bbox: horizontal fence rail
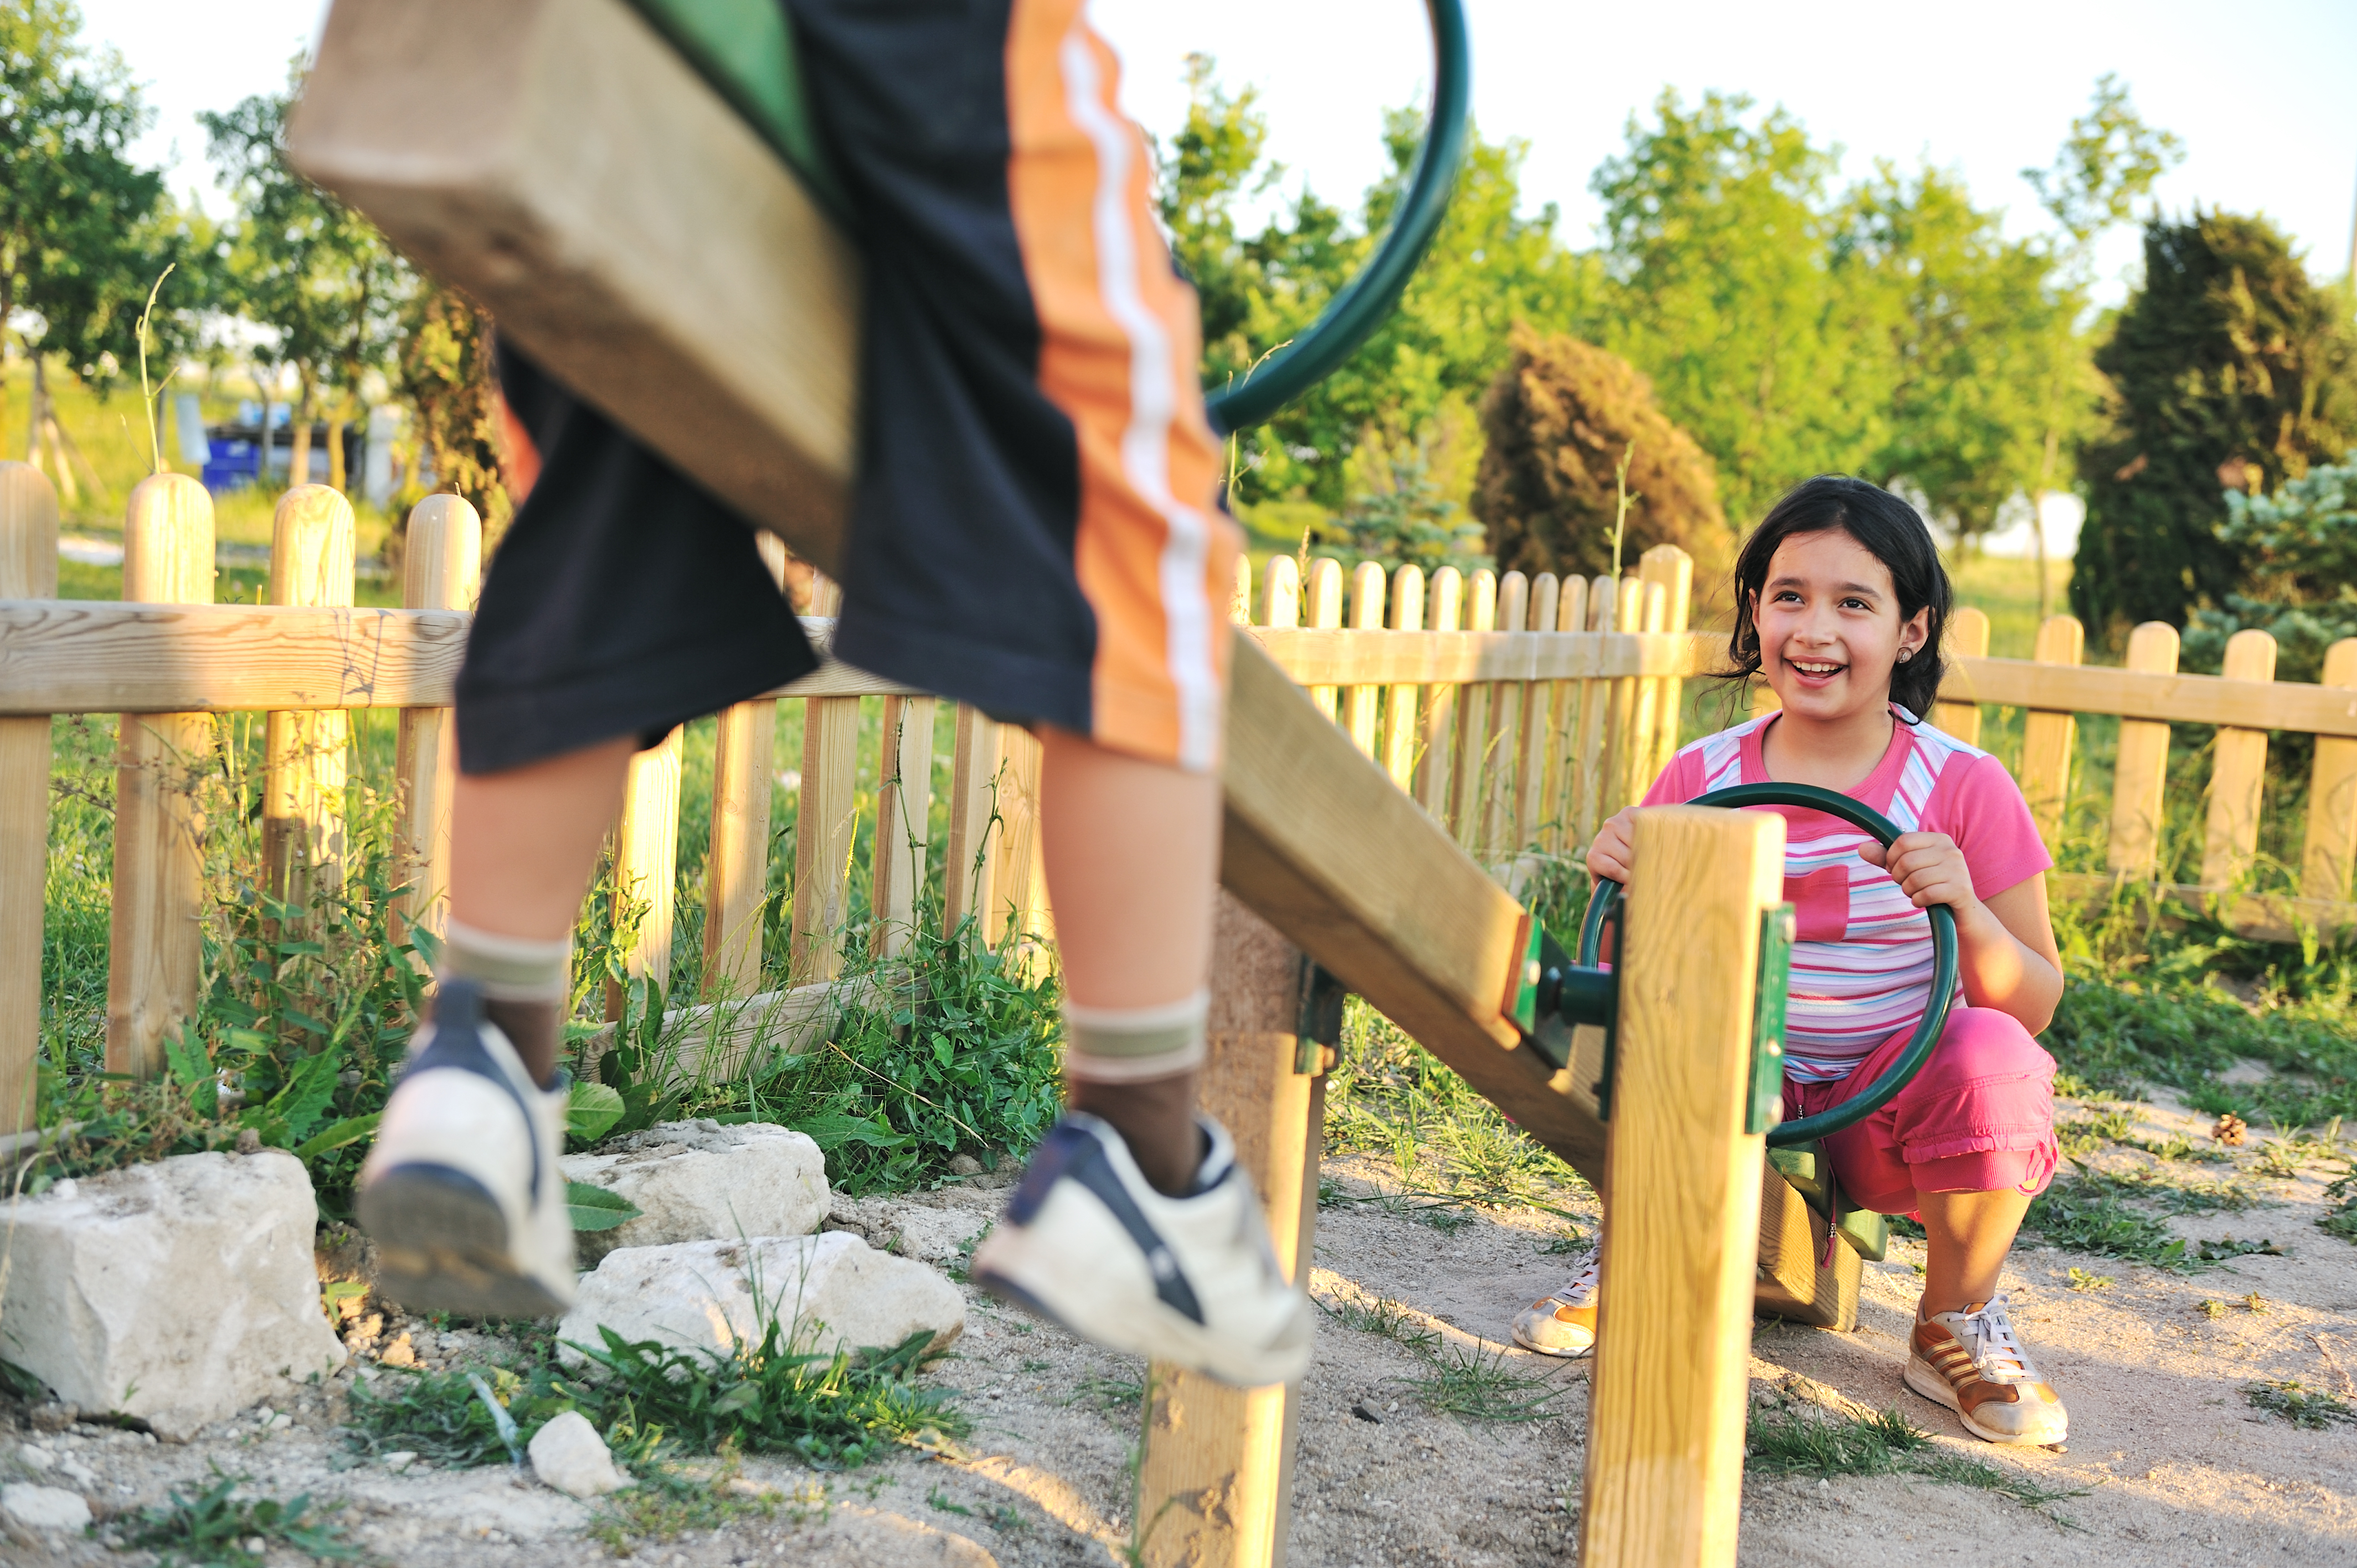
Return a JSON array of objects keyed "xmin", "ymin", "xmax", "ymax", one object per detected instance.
[{"xmin": 7, "ymin": 458, "xmax": 2356, "ymax": 1131}]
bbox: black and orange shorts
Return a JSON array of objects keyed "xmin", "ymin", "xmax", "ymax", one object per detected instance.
[{"xmin": 456, "ymin": 0, "xmax": 1241, "ymax": 777}]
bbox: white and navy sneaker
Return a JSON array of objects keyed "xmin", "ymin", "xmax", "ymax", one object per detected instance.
[
  {"xmin": 357, "ymin": 979, "xmax": 575, "ymax": 1319},
  {"xmin": 970, "ymin": 1113, "xmax": 1313, "ymax": 1388}
]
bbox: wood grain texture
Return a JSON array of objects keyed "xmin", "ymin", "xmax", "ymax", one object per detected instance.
[
  {"xmin": 393, "ymin": 496, "xmax": 480, "ymax": 943},
  {"xmin": 287, "ymin": 0, "xmax": 860, "ymax": 574},
  {"xmin": 2017, "ymin": 616, "xmax": 2085, "ymax": 852},
  {"xmin": 108, "ymin": 474, "xmax": 215, "ymax": 1079},
  {"xmin": 0, "ymin": 463, "xmax": 56, "ymax": 1132},
  {"xmin": 2302, "ymin": 639, "xmax": 2357, "ymax": 906},
  {"xmin": 942, "ymin": 705, "xmax": 999, "ymax": 936},
  {"xmin": 611, "ymin": 727, "xmax": 683, "ymax": 1003},
  {"xmin": 704, "ymin": 534, "xmax": 789, "ymax": 990},
  {"xmin": 1932, "ymin": 649, "xmax": 2357, "ymax": 738},
  {"xmin": 2201, "ymin": 628, "xmax": 2278, "ymax": 890},
  {"xmin": 1381, "ymin": 564, "xmax": 1424, "ymax": 790},
  {"xmin": 1579, "ymin": 806, "xmax": 1783, "ymax": 1568},
  {"xmin": 1218, "ymin": 635, "xmax": 1605, "ymax": 1183},
  {"xmin": 2107, "ymin": 622, "xmax": 2179, "ymax": 879},
  {"xmin": 261, "ymin": 486, "xmax": 355, "ymax": 909},
  {"xmin": 1932, "ymin": 606, "xmax": 1989, "ymax": 743},
  {"xmin": 1138, "ymin": 893, "xmax": 1317, "ymax": 1568},
  {"xmin": 870, "ymin": 694, "xmax": 936, "ymax": 960},
  {"xmin": 1344, "ymin": 561, "xmax": 1385, "ymax": 757}
]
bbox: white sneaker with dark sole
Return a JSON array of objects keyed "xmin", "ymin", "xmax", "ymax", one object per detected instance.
[
  {"xmin": 970, "ymin": 1113, "xmax": 1313, "ymax": 1389},
  {"xmin": 357, "ymin": 980, "xmax": 575, "ymax": 1319}
]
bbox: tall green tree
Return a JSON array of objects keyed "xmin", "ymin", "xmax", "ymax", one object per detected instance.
[
  {"xmin": 203, "ymin": 70, "xmax": 409, "ymax": 492},
  {"xmin": 2071, "ymin": 211, "xmax": 2357, "ymax": 637},
  {"xmin": 1583, "ymin": 91, "xmax": 1875, "ymax": 525},
  {"xmin": 0, "ymin": 0, "xmax": 191, "ymax": 394}
]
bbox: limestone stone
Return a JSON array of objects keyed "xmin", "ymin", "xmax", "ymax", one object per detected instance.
[
  {"xmin": 557, "ymin": 1232, "xmax": 963, "ymax": 1367},
  {"xmin": 1, "ymin": 1482, "xmax": 92, "ymax": 1531},
  {"xmin": 560, "ymin": 1119, "xmax": 828, "ymax": 1263},
  {"xmin": 0, "ymin": 1151, "xmax": 346, "ymax": 1438},
  {"xmin": 527, "ymin": 1410, "xmax": 631, "ymax": 1498}
]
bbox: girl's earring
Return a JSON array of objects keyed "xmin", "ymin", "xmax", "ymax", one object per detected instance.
[{"xmin": 1897, "ymin": 649, "xmax": 1913, "ymax": 663}]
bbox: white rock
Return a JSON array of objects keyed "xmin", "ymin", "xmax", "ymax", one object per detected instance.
[
  {"xmin": 527, "ymin": 1410, "xmax": 631, "ymax": 1498},
  {"xmin": 0, "ymin": 1152, "xmax": 346, "ymax": 1439},
  {"xmin": 1, "ymin": 1482, "xmax": 91, "ymax": 1530},
  {"xmin": 557, "ymin": 1232, "xmax": 963, "ymax": 1368},
  {"xmin": 560, "ymin": 1120, "xmax": 828, "ymax": 1262}
]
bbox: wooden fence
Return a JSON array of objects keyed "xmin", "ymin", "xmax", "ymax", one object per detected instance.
[{"xmin": 7, "ymin": 458, "xmax": 2357, "ymax": 1133}]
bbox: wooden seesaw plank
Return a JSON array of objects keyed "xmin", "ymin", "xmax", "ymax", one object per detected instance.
[{"xmin": 286, "ymin": 0, "xmax": 860, "ymax": 577}]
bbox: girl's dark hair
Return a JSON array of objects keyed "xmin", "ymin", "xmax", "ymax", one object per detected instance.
[{"xmin": 1725, "ymin": 475, "xmax": 1952, "ymax": 721}]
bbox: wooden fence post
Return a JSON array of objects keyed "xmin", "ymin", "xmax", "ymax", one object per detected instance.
[
  {"xmin": 704, "ymin": 533, "xmax": 788, "ymax": 991},
  {"xmin": 2200, "ymin": 628, "xmax": 2277, "ymax": 891},
  {"xmin": 2018, "ymin": 615, "xmax": 2085, "ymax": 854},
  {"xmin": 393, "ymin": 494, "xmax": 481, "ymax": 949},
  {"xmin": 1304, "ymin": 557, "xmax": 1344, "ymax": 721},
  {"xmin": 943, "ymin": 704, "xmax": 999, "ymax": 940},
  {"xmin": 261, "ymin": 485, "xmax": 356, "ymax": 913},
  {"xmin": 1610, "ymin": 579, "xmax": 1665, "ymax": 813},
  {"xmin": 1579, "ymin": 804, "xmax": 1783, "ymax": 1568},
  {"xmin": 611, "ymin": 727, "xmax": 683, "ymax": 1005},
  {"xmin": 989, "ymin": 726, "xmax": 1047, "ymax": 952},
  {"xmin": 1381, "ymin": 564, "xmax": 1424, "ymax": 790},
  {"xmin": 791, "ymin": 574, "xmax": 861, "ymax": 982},
  {"xmin": 1515, "ymin": 571, "xmax": 1559, "ymax": 855},
  {"xmin": 2300, "ymin": 638, "xmax": 2357, "ymax": 906},
  {"xmin": 2107, "ymin": 621, "xmax": 2179, "ymax": 881},
  {"xmin": 1450, "ymin": 568, "xmax": 1497, "ymax": 844},
  {"xmin": 1344, "ymin": 561, "xmax": 1385, "ymax": 757},
  {"xmin": 1933, "ymin": 606, "xmax": 1989, "ymax": 743},
  {"xmin": 1573, "ymin": 574, "xmax": 1617, "ymax": 851},
  {"xmin": 1542, "ymin": 574, "xmax": 1589, "ymax": 853},
  {"xmin": 1136, "ymin": 891, "xmax": 1320, "ymax": 1568},
  {"xmin": 1416, "ymin": 566, "xmax": 1461, "ymax": 821},
  {"xmin": 107, "ymin": 472, "xmax": 215, "ymax": 1079},
  {"xmin": 871, "ymin": 691, "xmax": 936, "ymax": 958},
  {"xmin": 1640, "ymin": 543, "xmax": 1694, "ymax": 783},
  {"xmin": 1479, "ymin": 571, "xmax": 1529, "ymax": 862},
  {"xmin": 0, "ymin": 463, "xmax": 58, "ymax": 1132}
]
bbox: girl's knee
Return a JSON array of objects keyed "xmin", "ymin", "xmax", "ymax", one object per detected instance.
[{"xmin": 1933, "ymin": 1007, "xmax": 2055, "ymax": 1085}]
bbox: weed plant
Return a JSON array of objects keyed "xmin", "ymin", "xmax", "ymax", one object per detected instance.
[
  {"xmin": 116, "ymin": 1467, "xmax": 361, "ymax": 1566},
  {"xmin": 2243, "ymin": 1379, "xmax": 2357, "ymax": 1428},
  {"xmin": 344, "ymin": 1361, "xmax": 583, "ymax": 1468}
]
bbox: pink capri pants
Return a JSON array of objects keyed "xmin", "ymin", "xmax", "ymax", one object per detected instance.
[{"xmin": 1782, "ymin": 1007, "xmax": 2059, "ymax": 1216}]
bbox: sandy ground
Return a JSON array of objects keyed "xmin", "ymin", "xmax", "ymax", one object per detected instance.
[{"xmin": 4, "ymin": 1090, "xmax": 2354, "ymax": 1566}]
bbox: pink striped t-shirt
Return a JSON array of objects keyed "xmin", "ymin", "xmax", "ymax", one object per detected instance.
[{"xmin": 1639, "ymin": 709, "xmax": 2052, "ymax": 1082}]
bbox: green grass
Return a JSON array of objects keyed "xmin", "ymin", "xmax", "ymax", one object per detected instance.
[{"xmin": 1747, "ymin": 1401, "xmax": 2087, "ymax": 1516}]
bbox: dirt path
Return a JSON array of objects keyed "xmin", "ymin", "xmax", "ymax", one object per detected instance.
[{"xmin": 5, "ymin": 1093, "xmax": 2353, "ymax": 1565}]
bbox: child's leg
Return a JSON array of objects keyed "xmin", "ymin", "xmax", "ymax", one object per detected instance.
[
  {"xmin": 1038, "ymin": 726, "xmax": 1222, "ymax": 1195},
  {"xmin": 1919, "ymin": 1186, "xmax": 2035, "ymax": 1317},
  {"xmin": 440, "ymin": 737, "xmax": 636, "ymax": 1085}
]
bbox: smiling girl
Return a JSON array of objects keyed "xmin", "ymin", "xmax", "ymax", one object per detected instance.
[{"xmin": 1511, "ymin": 475, "xmax": 2071, "ymax": 1447}]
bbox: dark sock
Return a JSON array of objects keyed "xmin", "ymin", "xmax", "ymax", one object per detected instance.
[
  {"xmin": 483, "ymin": 997, "xmax": 561, "ymax": 1090},
  {"xmin": 1068, "ymin": 1069, "xmax": 1202, "ymax": 1196}
]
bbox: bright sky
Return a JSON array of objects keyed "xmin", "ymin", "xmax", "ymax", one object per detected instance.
[{"xmin": 80, "ymin": 0, "xmax": 2357, "ymax": 311}]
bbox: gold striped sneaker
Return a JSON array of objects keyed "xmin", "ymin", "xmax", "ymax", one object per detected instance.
[
  {"xmin": 1905, "ymin": 1294, "xmax": 2069, "ymax": 1445},
  {"xmin": 1510, "ymin": 1249, "xmax": 1601, "ymax": 1358}
]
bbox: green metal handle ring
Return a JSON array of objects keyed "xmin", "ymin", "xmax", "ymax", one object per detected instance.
[
  {"xmin": 1577, "ymin": 782, "xmax": 1960, "ymax": 1148},
  {"xmin": 1202, "ymin": 0, "xmax": 1471, "ymax": 434}
]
